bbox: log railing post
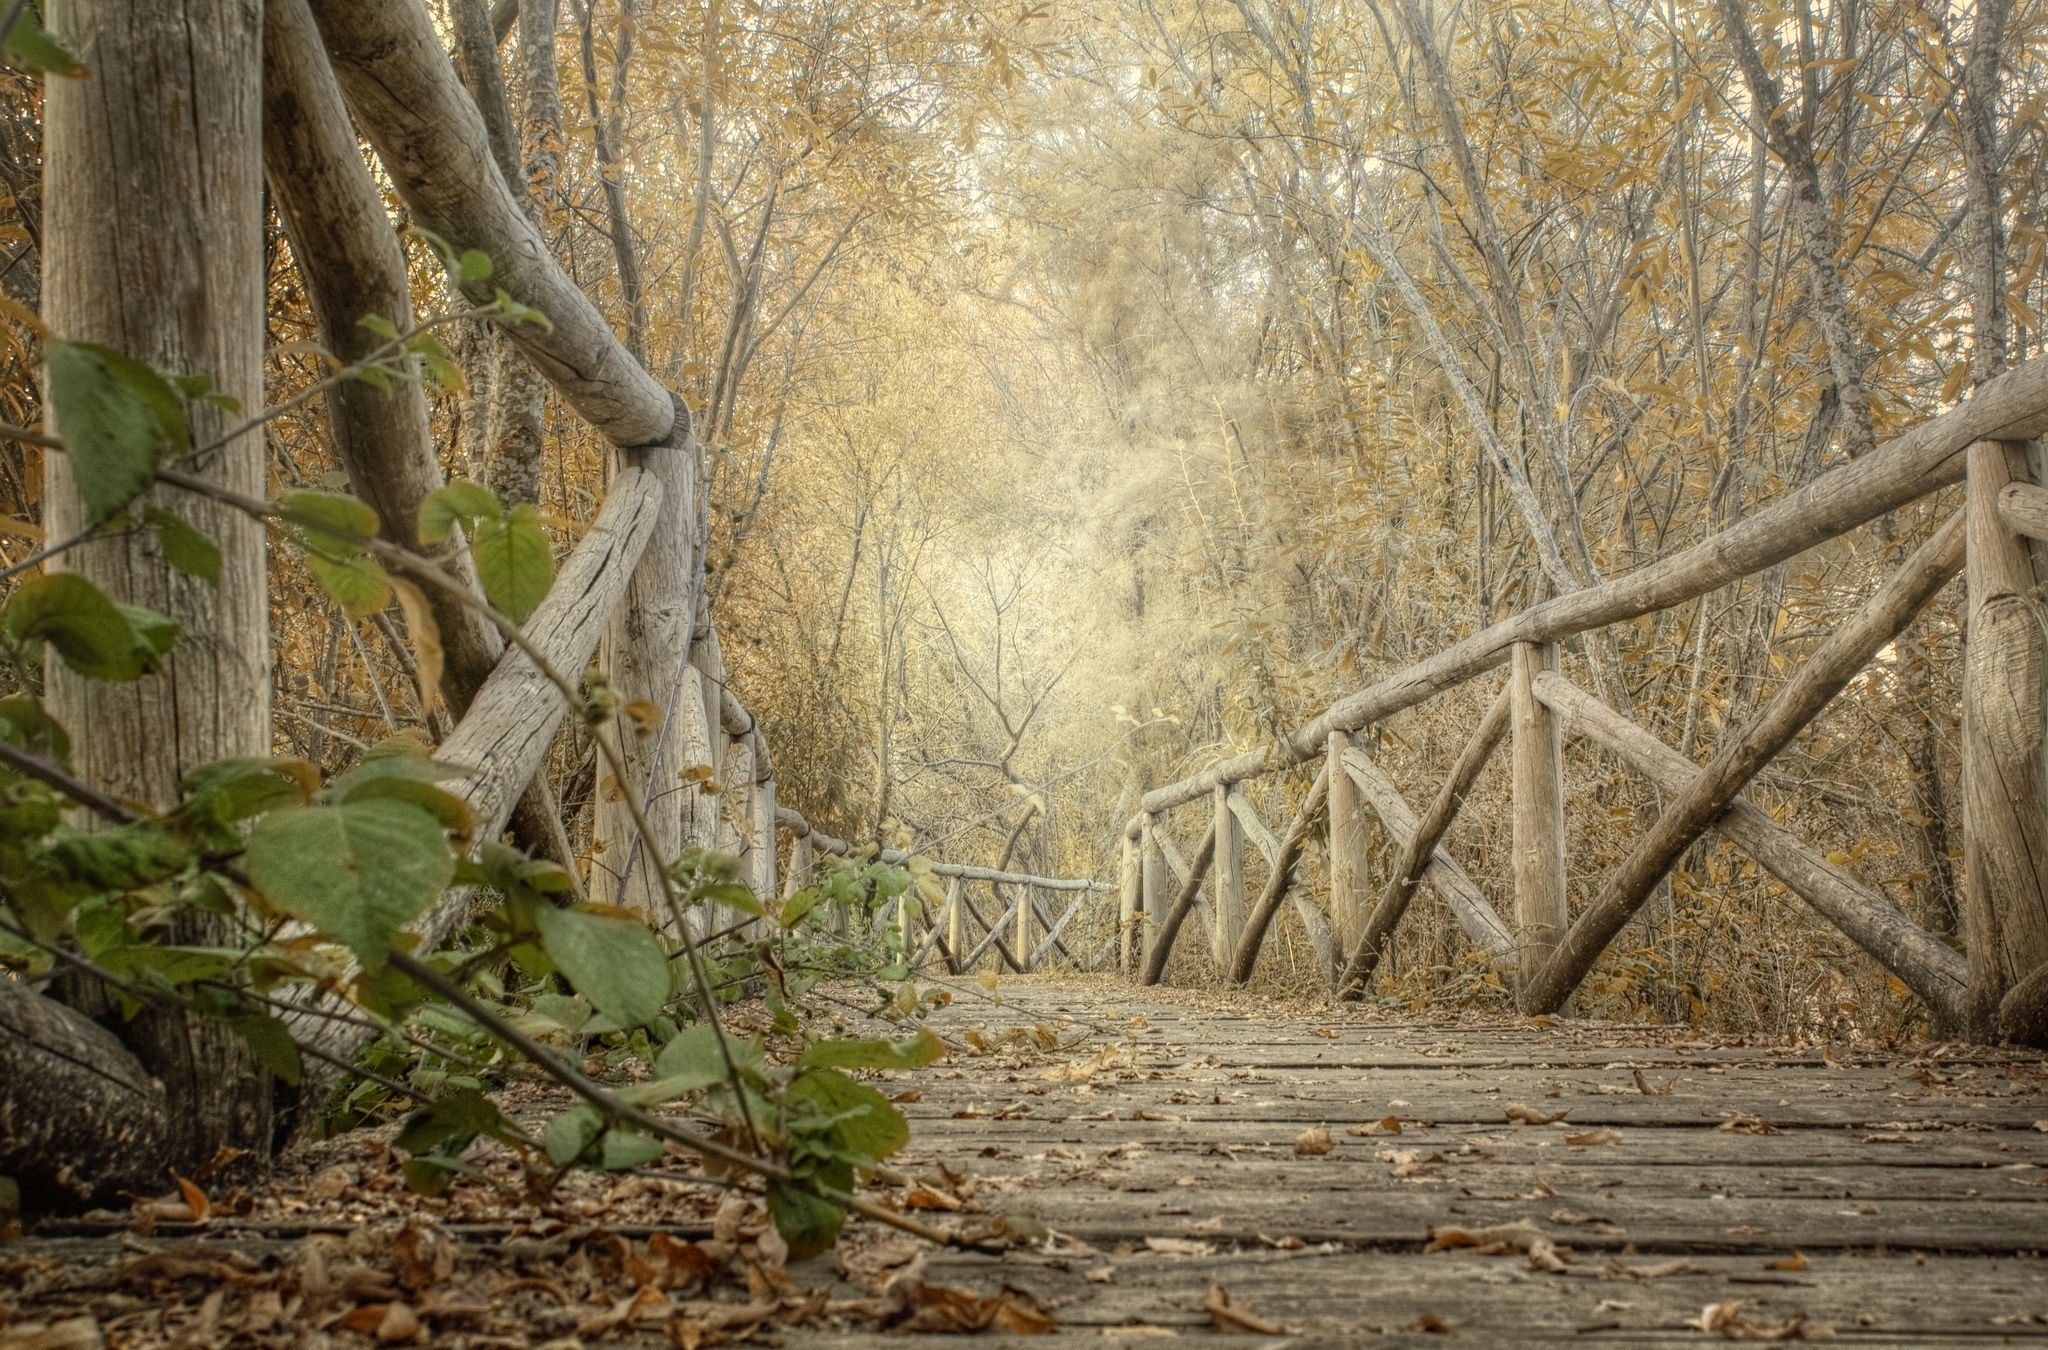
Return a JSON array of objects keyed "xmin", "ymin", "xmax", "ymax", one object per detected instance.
[
  {"xmin": 1213, "ymin": 786, "xmax": 1246, "ymax": 969},
  {"xmin": 1327, "ymin": 732, "xmax": 1369, "ymax": 962},
  {"xmin": 1966, "ymin": 440, "xmax": 2048, "ymax": 1037},
  {"xmin": 945, "ymin": 878, "xmax": 965, "ymax": 974},
  {"xmin": 1009, "ymin": 883, "xmax": 1031, "ymax": 972},
  {"xmin": 784, "ymin": 830, "xmax": 811, "ymax": 899},
  {"xmin": 1141, "ymin": 814, "xmax": 1168, "ymax": 973},
  {"xmin": 746, "ymin": 733, "xmax": 776, "ymax": 900},
  {"xmin": 1118, "ymin": 831, "xmax": 1141, "ymax": 974},
  {"xmin": 1510, "ymin": 641, "xmax": 1568, "ymax": 996}
]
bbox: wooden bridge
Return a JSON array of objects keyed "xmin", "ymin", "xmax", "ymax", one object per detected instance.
[
  {"xmin": 313, "ymin": 0, "xmax": 2048, "ymax": 1315},
  {"xmin": 16, "ymin": 2, "xmax": 2048, "ymax": 1340}
]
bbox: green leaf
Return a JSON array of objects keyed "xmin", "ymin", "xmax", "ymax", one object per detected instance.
[
  {"xmin": 306, "ymin": 553, "xmax": 392, "ymax": 618},
  {"xmin": 143, "ymin": 508, "xmax": 221, "ymax": 585},
  {"xmin": 652, "ymin": 1023, "xmax": 729, "ymax": 1091},
  {"xmin": 778, "ymin": 887, "xmax": 826, "ymax": 929},
  {"xmin": 242, "ymin": 800, "xmax": 454, "ymax": 964},
  {"xmin": 282, "ymin": 489, "xmax": 380, "ymax": 556},
  {"xmin": 472, "ymin": 504, "xmax": 553, "ymax": 623},
  {"xmin": 796, "ymin": 1028, "xmax": 945, "ymax": 1073},
  {"xmin": 417, "ymin": 480, "xmax": 501, "ymax": 545},
  {"xmin": 767, "ymin": 1181, "xmax": 845, "ymax": 1261},
  {"xmin": 531, "ymin": 902, "xmax": 668, "ymax": 1029},
  {"xmin": 117, "ymin": 603, "xmax": 179, "ymax": 665},
  {"xmin": 456, "ymin": 250, "xmax": 494, "ymax": 282},
  {"xmin": 46, "ymin": 343, "xmax": 186, "ymax": 522},
  {"xmin": 326, "ymin": 753, "xmax": 475, "ymax": 840},
  {"xmin": 43, "ymin": 820, "xmax": 191, "ymax": 890},
  {"xmin": 356, "ymin": 313, "xmax": 401, "ymax": 342},
  {"xmin": 0, "ymin": 693, "xmax": 71, "ymax": 768},
  {"xmin": 788, "ymin": 1067, "xmax": 908, "ymax": 1165},
  {"xmin": 543, "ymin": 1102, "xmax": 602, "ymax": 1166},
  {"xmin": 3, "ymin": 5, "xmax": 84, "ymax": 77},
  {"xmin": 396, "ymin": 1089, "xmax": 508, "ymax": 1154},
  {"xmin": 492, "ymin": 289, "xmax": 554, "ymax": 331},
  {"xmin": 402, "ymin": 1154, "xmax": 478, "ymax": 1196},
  {"xmin": 527, "ymin": 991, "xmax": 592, "ymax": 1034},
  {"xmin": 179, "ymin": 757, "xmax": 317, "ymax": 829},
  {"xmin": 3, "ymin": 574, "xmax": 178, "ymax": 682},
  {"xmin": 233, "ymin": 1013, "xmax": 304, "ymax": 1086},
  {"xmin": 600, "ymin": 1130, "xmax": 664, "ymax": 1170}
]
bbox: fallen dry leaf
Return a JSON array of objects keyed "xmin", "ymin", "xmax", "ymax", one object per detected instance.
[
  {"xmin": 1633, "ymin": 1069, "xmax": 1675, "ymax": 1095},
  {"xmin": 1203, "ymin": 1283, "xmax": 1286, "ymax": 1335},
  {"xmin": 1294, "ymin": 1124, "xmax": 1334, "ymax": 1156},
  {"xmin": 1505, "ymin": 1102, "xmax": 1568, "ymax": 1125},
  {"xmin": 1411, "ymin": 1311, "xmax": 1452, "ymax": 1333},
  {"xmin": 1687, "ymin": 1299, "xmax": 1832, "ymax": 1340},
  {"xmin": 0, "ymin": 1318, "xmax": 104, "ymax": 1350},
  {"xmin": 1718, "ymin": 1113, "xmax": 1780, "ymax": 1135},
  {"xmin": 1603, "ymin": 1257, "xmax": 1703, "ymax": 1280},
  {"xmin": 1766, "ymin": 1252, "xmax": 1809, "ymax": 1272},
  {"xmin": 1143, "ymin": 1236, "xmax": 1217, "ymax": 1257},
  {"xmin": 1563, "ymin": 1127, "xmax": 1624, "ymax": 1147},
  {"xmin": 1425, "ymin": 1219, "xmax": 1545, "ymax": 1254}
]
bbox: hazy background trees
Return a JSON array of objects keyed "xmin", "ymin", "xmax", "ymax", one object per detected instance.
[{"xmin": 2, "ymin": 0, "xmax": 2034, "ymax": 1035}]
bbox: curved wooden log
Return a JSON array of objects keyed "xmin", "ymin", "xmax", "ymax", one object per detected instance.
[
  {"xmin": 1523, "ymin": 513, "xmax": 1965, "ymax": 1014},
  {"xmin": 1226, "ymin": 766, "xmax": 1330, "ymax": 985},
  {"xmin": 0, "ymin": 975, "xmax": 171, "ymax": 1211},
  {"xmin": 264, "ymin": 0, "xmax": 577, "ymax": 875},
  {"xmin": 290, "ymin": 471, "xmax": 664, "ymax": 1064},
  {"xmin": 1338, "ymin": 687, "xmax": 1512, "ymax": 997},
  {"xmin": 1532, "ymin": 672, "xmax": 1969, "ymax": 1025},
  {"xmin": 1139, "ymin": 358, "xmax": 2048, "ymax": 818},
  {"xmin": 307, "ymin": 0, "xmax": 678, "ymax": 448},
  {"xmin": 1141, "ymin": 825, "xmax": 1217, "ymax": 986}
]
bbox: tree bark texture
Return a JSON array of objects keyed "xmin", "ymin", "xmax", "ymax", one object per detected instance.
[{"xmin": 41, "ymin": 0, "xmax": 273, "ymax": 1179}]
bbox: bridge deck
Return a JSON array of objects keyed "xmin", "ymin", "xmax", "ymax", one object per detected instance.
[{"xmin": 815, "ymin": 975, "xmax": 2048, "ymax": 1346}]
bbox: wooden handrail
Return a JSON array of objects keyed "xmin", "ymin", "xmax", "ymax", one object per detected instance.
[
  {"xmin": 1532, "ymin": 672, "xmax": 1968, "ymax": 1022},
  {"xmin": 308, "ymin": 0, "xmax": 679, "ymax": 449},
  {"xmin": 1522, "ymin": 513, "xmax": 1966, "ymax": 1013},
  {"xmin": 1133, "ymin": 358, "xmax": 2048, "ymax": 822},
  {"xmin": 1337, "ymin": 686, "xmax": 1512, "ymax": 996}
]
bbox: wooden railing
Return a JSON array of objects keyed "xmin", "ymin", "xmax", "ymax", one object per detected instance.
[
  {"xmin": 280, "ymin": 1, "xmax": 1108, "ymax": 988},
  {"xmin": 1117, "ymin": 358, "xmax": 2048, "ymax": 1044}
]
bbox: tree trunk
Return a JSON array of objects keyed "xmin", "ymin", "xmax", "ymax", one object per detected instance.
[{"xmin": 36, "ymin": 0, "xmax": 272, "ymax": 1185}]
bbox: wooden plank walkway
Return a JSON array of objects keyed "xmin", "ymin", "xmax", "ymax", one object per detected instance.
[{"xmin": 807, "ymin": 974, "xmax": 2048, "ymax": 1346}]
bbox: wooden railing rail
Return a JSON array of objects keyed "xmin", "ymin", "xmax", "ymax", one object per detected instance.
[{"xmin": 1118, "ymin": 360, "xmax": 2048, "ymax": 1044}]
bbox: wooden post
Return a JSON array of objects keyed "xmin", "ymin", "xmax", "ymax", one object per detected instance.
[
  {"xmin": 1014, "ymin": 883, "xmax": 1035, "ymax": 972},
  {"xmin": 1510, "ymin": 641, "xmax": 1568, "ymax": 994},
  {"xmin": 1141, "ymin": 814, "xmax": 1168, "ymax": 973},
  {"xmin": 1966, "ymin": 440, "xmax": 2048, "ymax": 1037},
  {"xmin": 747, "ymin": 735, "xmax": 777, "ymax": 900},
  {"xmin": 945, "ymin": 878, "xmax": 965, "ymax": 974},
  {"xmin": 1213, "ymin": 786, "xmax": 1246, "ymax": 969},
  {"xmin": 784, "ymin": 831, "xmax": 811, "ymax": 899},
  {"xmin": 1327, "ymin": 731, "xmax": 1370, "ymax": 962},
  {"xmin": 1118, "ymin": 832, "xmax": 1141, "ymax": 974},
  {"xmin": 898, "ymin": 879, "xmax": 917, "ymax": 958}
]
